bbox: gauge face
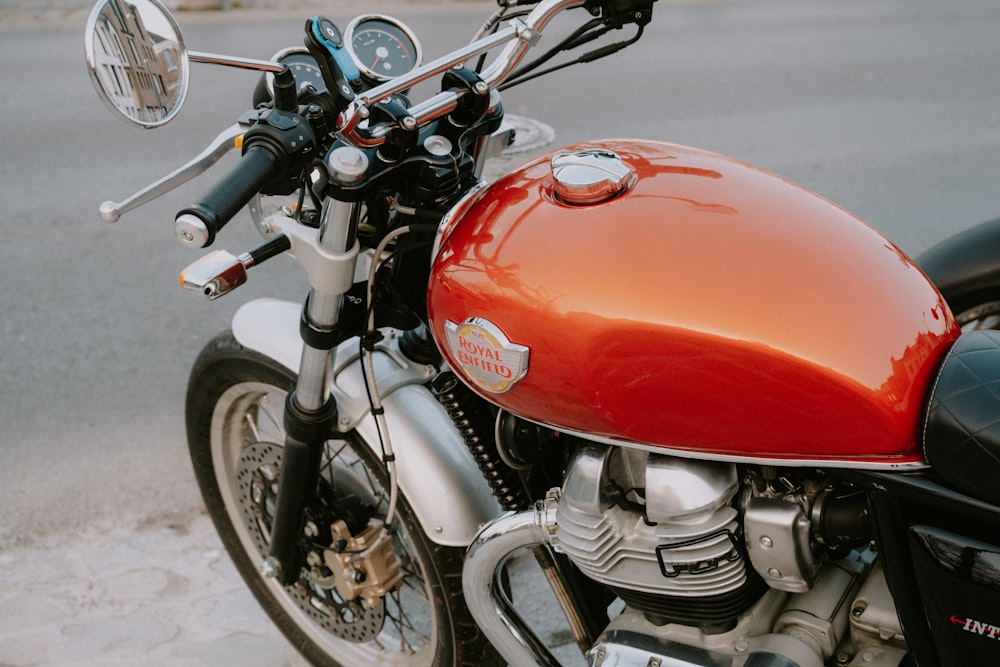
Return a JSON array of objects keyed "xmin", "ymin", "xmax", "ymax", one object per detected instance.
[{"xmin": 345, "ymin": 15, "xmax": 422, "ymax": 83}]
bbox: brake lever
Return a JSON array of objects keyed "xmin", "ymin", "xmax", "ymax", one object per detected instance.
[{"xmin": 99, "ymin": 123, "xmax": 245, "ymax": 223}]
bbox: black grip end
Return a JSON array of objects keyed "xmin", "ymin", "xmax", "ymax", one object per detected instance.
[{"xmin": 176, "ymin": 145, "xmax": 281, "ymax": 247}]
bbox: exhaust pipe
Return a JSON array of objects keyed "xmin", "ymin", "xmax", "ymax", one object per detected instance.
[{"xmin": 462, "ymin": 506, "xmax": 562, "ymax": 667}]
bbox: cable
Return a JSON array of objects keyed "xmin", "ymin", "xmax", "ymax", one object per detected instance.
[
  {"xmin": 355, "ymin": 225, "xmax": 416, "ymax": 527},
  {"xmin": 500, "ymin": 24, "xmax": 644, "ymax": 91}
]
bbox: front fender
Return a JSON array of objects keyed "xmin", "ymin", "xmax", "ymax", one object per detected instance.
[
  {"xmin": 918, "ymin": 217, "xmax": 1000, "ymax": 313},
  {"xmin": 232, "ymin": 298, "xmax": 502, "ymax": 547}
]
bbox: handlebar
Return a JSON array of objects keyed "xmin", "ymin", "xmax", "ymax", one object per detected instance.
[
  {"xmin": 175, "ymin": 144, "xmax": 281, "ymax": 248},
  {"xmin": 169, "ymin": 0, "xmax": 644, "ymax": 247}
]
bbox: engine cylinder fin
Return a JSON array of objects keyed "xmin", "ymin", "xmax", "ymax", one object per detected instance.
[{"xmin": 610, "ymin": 573, "xmax": 769, "ymax": 634}]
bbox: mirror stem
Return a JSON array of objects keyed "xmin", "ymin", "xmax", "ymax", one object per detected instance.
[{"xmin": 189, "ymin": 50, "xmax": 285, "ymax": 74}]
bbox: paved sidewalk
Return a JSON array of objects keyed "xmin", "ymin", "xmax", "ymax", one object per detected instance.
[{"xmin": 0, "ymin": 510, "xmax": 308, "ymax": 666}]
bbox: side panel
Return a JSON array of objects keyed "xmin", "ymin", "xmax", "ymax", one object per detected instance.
[
  {"xmin": 232, "ymin": 298, "xmax": 502, "ymax": 547},
  {"xmin": 863, "ymin": 472, "xmax": 1000, "ymax": 667}
]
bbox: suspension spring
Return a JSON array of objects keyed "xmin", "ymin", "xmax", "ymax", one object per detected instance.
[{"xmin": 431, "ymin": 372, "xmax": 529, "ymax": 511}]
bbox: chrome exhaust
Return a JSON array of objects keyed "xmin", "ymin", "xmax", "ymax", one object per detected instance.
[{"xmin": 462, "ymin": 506, "xmax": 561, "ymax": 667}]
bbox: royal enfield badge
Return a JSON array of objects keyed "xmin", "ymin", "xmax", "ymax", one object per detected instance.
[{"xmin": 445, "ymin": 318, "xmax": 529, "ymax": 393}]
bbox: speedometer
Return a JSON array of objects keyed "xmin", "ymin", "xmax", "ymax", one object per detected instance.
[{"xmin": 344, "ymin": 15, "xmax": 422, "ymax": 83}]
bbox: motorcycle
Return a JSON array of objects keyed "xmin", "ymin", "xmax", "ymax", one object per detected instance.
[{"xmin": 84, "ymin": 0, "xmax": 1000, "ymax": 665}]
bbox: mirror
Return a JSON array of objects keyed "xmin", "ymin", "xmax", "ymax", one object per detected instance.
[{"xmin": 85, "ymin": 0, "xmax": 189, "ymax": 128}]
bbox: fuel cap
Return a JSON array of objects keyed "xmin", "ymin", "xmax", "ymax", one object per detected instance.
[{"xmin": 550, "ymin": 149, "xmax": 635, "ymax": 205}]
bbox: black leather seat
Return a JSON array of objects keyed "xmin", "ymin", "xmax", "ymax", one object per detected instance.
[{"xmin": 923, "ymin": 330, "xmax": 1000, "ymax": 505}]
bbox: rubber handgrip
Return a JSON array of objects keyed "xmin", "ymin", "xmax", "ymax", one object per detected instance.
[{"xmin": 176, "ymin": 145, "xmax": 280, "ymax": 247}]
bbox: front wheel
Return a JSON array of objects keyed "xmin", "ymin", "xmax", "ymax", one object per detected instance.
[{"xmin": 185, "ymin": 332, "xmax": 499, "ymax": 667}]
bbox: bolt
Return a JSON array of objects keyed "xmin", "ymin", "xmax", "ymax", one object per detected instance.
[
  {"xmin": 401, "ymin": 116, "xmax": 417, "ymax": 131},
  {"xmin": 760, "ymin": 536, "xmax": 774, "ymax": 548},
  {"xmin": 353, "ymin": 568, "xmax": 367, "ymax": 583},
  {"xmin": 836, "ymin": 651, "xmax": 851, "ymax": 665},
  {"xmin": 304, "ymin": 521, "xmax": 318, "ymax": 538},
  {"xmin": 647, "ymin": 659, "xmax": 661, "ymax": 667},
  {"xmin": 767, "ymin": 568, "xmax": 782, "ymax": 578},
  {"xmin": 475, "ymin": 81, "xmax": 489, "ymax": 95},
  {"xmin": 180, "ymin": 230, "xmax": 193, "ymax": 242},
  {"xmin": 335, "ymin": 146, "xmax": 365, "ymax": 169},
  {"xmin": 259, "ymin": 556, "xmax": 282, "ymax": 580},
  {"xmin": 852, "ymin": 605, "xmax": 866, "ymax": 617}
]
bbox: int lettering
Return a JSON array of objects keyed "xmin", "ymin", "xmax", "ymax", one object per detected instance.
[{"xmin": 951, "ymin": 614, "xmax": 1000, "ymax": 640}]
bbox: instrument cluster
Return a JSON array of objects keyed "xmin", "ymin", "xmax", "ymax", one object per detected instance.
[{"xmin": 266, "ymin": 14, "xmax": 422, "ymax": 97}]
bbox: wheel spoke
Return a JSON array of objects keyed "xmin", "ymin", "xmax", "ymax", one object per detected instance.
[
  {"xmin": 244, "ymin": 412, "xmax": 261, "ymax": 442},
  {"xmin": 386, "ymin": 588, "xmax": 432, "ymax": 651},
  {"xmin": 398, "ymin": 572, "xmax": 431, "ymax": 603},
  {"xmin": 258, "ymin": 394, "xmax": 284, "ymax": 438}
]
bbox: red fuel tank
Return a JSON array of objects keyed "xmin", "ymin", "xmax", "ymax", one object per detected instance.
[{"xmin": 427, "ymin": 140, "xmax": 958, "ymax": 465}]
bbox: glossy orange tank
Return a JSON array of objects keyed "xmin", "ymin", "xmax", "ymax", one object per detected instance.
[{"xmin": 427, "ymin": 140, "xmax": 959, "ymax": 465}]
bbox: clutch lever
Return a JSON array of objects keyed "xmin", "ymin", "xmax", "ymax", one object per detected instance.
[{"xmin": 99, "ymin": 123, "xmax": 245, "ymax": 223}]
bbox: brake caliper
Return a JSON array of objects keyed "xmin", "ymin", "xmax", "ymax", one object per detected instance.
[{"xmin": 323, "ymin": 519, "xmax": 404, "ymax": 608}]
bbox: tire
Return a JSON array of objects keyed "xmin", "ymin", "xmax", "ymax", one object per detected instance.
[{"xmin": 185, "ymin": 331, "xmax": 500, "ymax": 667}]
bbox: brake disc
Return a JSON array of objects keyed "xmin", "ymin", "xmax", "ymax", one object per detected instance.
[{"xmin": 235, "ymin": 441, "xmax": 386, "ymax": 642}]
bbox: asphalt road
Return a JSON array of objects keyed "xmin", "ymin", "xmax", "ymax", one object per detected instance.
[{"xmin": 0, "ymin": 0, "xmax": 998, "ymax": 662}]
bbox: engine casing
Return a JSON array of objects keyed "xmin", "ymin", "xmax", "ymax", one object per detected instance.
[{"xmin": 428, "ymin": 140, "xmax": 958, "ymax": 464}]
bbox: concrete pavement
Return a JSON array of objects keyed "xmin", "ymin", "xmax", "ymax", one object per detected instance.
[
  {"xmin": 0, "ymin": 507, "xmax": 583, "ymax": 666},
  {"xmin": 0, "ymin": 510, "xmax": 309, "ymax": 666}
]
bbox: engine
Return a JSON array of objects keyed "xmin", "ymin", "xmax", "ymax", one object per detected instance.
[
  {"xmin": 550, "ymin": 445, "xmax": 764, "ymax": 633},
  {"xmin": 530, "ymin": 444, "xmax": 909, "ymax": 667}
]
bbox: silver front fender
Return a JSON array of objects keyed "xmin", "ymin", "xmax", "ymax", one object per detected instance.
[{"xmin": 232, "ymin": 298, "xmax": 502, "ymax": 547}]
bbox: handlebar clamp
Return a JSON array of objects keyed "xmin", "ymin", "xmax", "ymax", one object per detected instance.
[{"xmin": 442, "ymin": 66, "xmax": 492, "ymax": 128}]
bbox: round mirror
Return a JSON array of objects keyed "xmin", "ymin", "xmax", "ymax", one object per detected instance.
[{"xmin": 84, "ymin": 0, "xmax": 189, "ymax": 128}]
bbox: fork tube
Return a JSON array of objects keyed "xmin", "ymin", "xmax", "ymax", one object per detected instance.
[{"xmin": 263, "ymin": 197, "xmax": 360, "ymax": 585}]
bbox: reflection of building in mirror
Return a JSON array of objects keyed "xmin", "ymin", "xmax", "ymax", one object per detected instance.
[{"xmin": 92, "ymin": 0, "xmax": 182, "ymax": 123}]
